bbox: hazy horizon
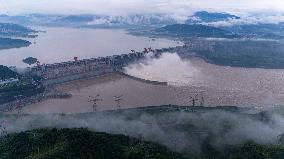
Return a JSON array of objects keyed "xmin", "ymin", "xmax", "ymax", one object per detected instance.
[{"xmin": 1, "ymin": 0, "xmax": 284, "ymax": 16}]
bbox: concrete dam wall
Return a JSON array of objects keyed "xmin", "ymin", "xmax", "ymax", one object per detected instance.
[{"xmin": 29, "ymin": 48, "xmax": 175, "ymax": 85}]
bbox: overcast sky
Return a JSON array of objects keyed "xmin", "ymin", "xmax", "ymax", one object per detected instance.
[{"xmin": 0, "ymin": 0, "xmax": 283, "ymax": 15}]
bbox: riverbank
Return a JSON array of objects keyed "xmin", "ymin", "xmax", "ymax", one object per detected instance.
[
  {"xmin": 0, "ymin": 87, "xmax": 71, "ymax": 113},
  {"xmin": 20, "ymin": 73, "xmax": 175, "ymax": 114}
]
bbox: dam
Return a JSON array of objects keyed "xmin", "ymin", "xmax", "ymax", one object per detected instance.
[
  {"xmin": 29, "ymin": 48, "xmax": 175, "ymax": 85},
  {"xmin": 28, "ymin": 38, "xmax": 215, "ymax": 85}
]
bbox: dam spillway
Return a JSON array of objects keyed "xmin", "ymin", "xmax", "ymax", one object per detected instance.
[{"xmin": 29, "ymin": 48, "xmax": 175, "ymax": 85}]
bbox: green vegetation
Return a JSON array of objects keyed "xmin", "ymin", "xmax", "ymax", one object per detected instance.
[
  {"xmin": 0, "ymin": 128, "xmax": 186, "ymax": 159},
  {"xmin": 23, "ymin": 57, "xmax": 38, "ymax": 66},
  {"xmin": 0, "ymin": 65, "xmax": 19, "ymax": 80},
  {"xmin": 0, "ymin": 38, "xmax": 31, "ymax": 50},
  {"xmin": 0, "ymin": 23, "xmax": 37, "ymax": 50},
  {"xmin": 152, "ymin": 24, "xmax": 284, "ymax": 69},
  {"xmin": 179, "ymin": 39, "xmax": 284, "ymax": 69},
  {"xmin": 0, "ymin": 80, "xmax": 43, "ymax": 104},
  {"xmin": 155, "ymin": 24, "xmax": 238, "ymax": 38},
  {"xmin": 200, "ymin": 141, "xmax": 284, "ymax": 159},
  {"xmin": 1, "ymin": 106, "xmax": 284, "ymax": 158},
  {"xmin": 0, "ymin": 65, "xmax": 43, "ymax": 104},
  {"xmin": 1, "ymin": 128, "xmax": 284, "ymax": 159},
  {"xmin": 196, "ymin": 40, "xmax": 284, "ymax": 69},
  {"xmin": 0, "ymin": 23, "xmax": 37, "ymax": 38}
]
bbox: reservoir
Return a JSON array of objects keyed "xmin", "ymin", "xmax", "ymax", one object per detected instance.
[{"xmin": 0, "ymin": 27, "xmax": 180, "ymax": 67}]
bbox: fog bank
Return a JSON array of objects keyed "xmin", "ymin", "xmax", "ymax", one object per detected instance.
[{"xmin": 1, "ymin": 107, "xmax": 284, "ymax": 154}]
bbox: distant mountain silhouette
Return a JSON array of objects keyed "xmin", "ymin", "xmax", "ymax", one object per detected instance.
[
  {"xmin": 156, "ymin": 24, "xmax": 238, "ymax": 38},
  {"xmin": 186, "ymin": 11, "xmax": 240, "ymax": 23},
  {"xmin": 0, "ymin": 23, "xmax": 36, "ymax": 38}
]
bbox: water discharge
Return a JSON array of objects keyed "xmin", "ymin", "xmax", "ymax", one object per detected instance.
[
  {"xmin": 125, "ymin": 53, "xmax": 284, "ymax": 108},
  {"xmin": 124, "ymin": 53, "xmax": 204, "ymax": 86}
]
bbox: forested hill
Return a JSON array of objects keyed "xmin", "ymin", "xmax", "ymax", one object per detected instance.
[
  {"xmin": 1, "ymin": 128, "xmax": 284, "ymax": 159},
  {"xmin": 155, "ymin": 24, "xmax": 238, "ymax": 38},
  {"xmin": 186, "ymin": 11, "xmax": 240, "ymax": 23},
  {"xmin": 0, "ymin": 128, "xmax": 186, "ymax": 159},
  {"xmin": 0, "ymin": 23, "xmax": 36, "ymax": 38},
  {"xmin": 0, "ymin": 65, "xmax": 19, "ymax": 80},
  {"xmin": 0, "ymin": 23, "xmax": 35, "ymax": 50}
]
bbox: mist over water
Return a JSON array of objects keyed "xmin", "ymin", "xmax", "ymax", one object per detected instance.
[
  {"xmin": 125, "ymin": 52, "xmax": 284, "ymax": 107},
  {"xmin": 124, "ymin": 53, "xmax": 204, "ymax": 86}
]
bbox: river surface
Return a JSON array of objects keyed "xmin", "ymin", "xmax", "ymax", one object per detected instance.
[
  {"xmin": 21, "ymin": 53, "xmax": 284, "ymax": 114},
  {"xmin": 0, "ymin": 27, "xmax": 180, "ymax": 67},
  {"xmin": 125, "ymin": 53, "xmax": 284, "ymax": 108},
  {"xmin": 2, "ymin": 27, "xmax": 283, "ymax": 113}
]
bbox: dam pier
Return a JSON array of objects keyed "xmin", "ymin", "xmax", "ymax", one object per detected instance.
[{"xmin": 29, "ymin": 48, "xmax": 174, "ymax": 85}]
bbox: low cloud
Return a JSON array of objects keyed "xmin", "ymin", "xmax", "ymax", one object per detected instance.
[
  {"xmin": 1, "ymin": 0, "xmax": 284, "ymax": 17},
  {"xmin": 204, "ymin": 13, "xmax": 284, "ymax": 27},
  {"xmin": 1, "ymin": 107, "xmax": 284, "ymax": 154}
]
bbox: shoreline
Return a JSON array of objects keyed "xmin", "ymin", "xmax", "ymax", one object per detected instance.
[
  {"xmin": 1, "ymin": 72, "xmax": 168, "ymax": 114},
  {"xmin": 3, "ymin": 55, "xmax": 284, "ymax": 114}
]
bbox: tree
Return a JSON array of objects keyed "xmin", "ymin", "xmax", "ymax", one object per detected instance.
[
  {"xmin": 23, "ymin": 57, "xmax": 38, "ymax": 65},
  {"xmin": 278, "ymin": 133, "xmax": 284, "ymax": 144}
]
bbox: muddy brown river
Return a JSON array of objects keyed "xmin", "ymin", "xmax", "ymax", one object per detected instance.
[{"xmin": 21, "ymin": 53, "xmax": 284, "ymax": 114}]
